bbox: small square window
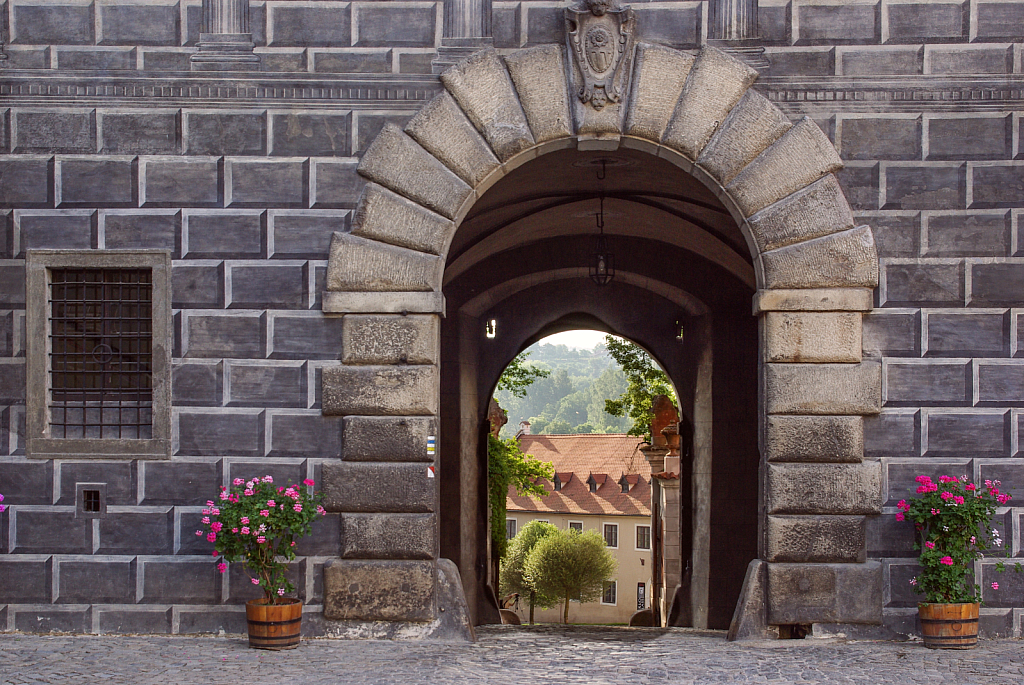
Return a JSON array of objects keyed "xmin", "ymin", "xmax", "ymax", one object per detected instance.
[
  {"xmin": 26, "ymin": 251, "xmax": 171, "ymax": 460},
  {"xmin": 601, "ymin": 580, "xmax": 617, "ymax": 605},
  {"xmin": 636, "ymin": 524, "xmax": 651, "ymax": 550},
  {"xmin": 568, "ymin": 521, "xmax": 583, "ymax": 533},
  {"xmin": 506, "ymin": 519, "xmax": 517, "ymax": 539},
  {"xmin": 603, "ymin": 523, "xmax": 618, "ymax": 548}
]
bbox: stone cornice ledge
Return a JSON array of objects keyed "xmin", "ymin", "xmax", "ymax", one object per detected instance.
[
  {"xmin": 2, "ymin": 70, "xmax": 1024, "ymax": 111},
  {"xmin": 0, "ymin": 69, "xmax": 443, "ymax": 108},
  {"xmin": 758, "ymin": 74, "xmax": 1024, "ymax": 113}
]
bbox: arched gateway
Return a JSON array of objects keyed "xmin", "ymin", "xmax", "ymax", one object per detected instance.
[{"xmin": 319, "ymin": 3, "xmax": 882, "ymax": 639}]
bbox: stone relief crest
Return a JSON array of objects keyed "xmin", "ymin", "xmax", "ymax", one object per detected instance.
[{"xmin": 565, "ymin": 0, "xmax": 635, "ymax": 110}]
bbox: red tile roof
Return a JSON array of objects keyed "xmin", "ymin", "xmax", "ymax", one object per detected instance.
[{"xmin": 507, "ymin": 434, "xmax": 652, "ymax": 517}]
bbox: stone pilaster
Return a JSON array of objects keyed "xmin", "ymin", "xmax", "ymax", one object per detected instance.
[
  {"xmin": 190, "ymin": 0, "xmax": 260, "ymax": 72},
  {"xmin": 433, "ymin": 0, "xmax": 493, "ymax": 73}
]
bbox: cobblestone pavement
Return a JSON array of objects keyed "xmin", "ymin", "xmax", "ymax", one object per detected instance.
[{"xmin": 1, "ymin": 625, "xmax": 1021, "ymax": 685}]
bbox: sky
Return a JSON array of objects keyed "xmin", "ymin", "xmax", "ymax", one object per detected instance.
[{"xmin": 536, "ymin": 329, "xmax": 609, "ymax": 350}]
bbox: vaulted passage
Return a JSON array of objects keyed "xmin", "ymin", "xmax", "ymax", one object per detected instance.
[{"xmin": 439, "ymin": 146, "xmax": 759, "ymax": 628}]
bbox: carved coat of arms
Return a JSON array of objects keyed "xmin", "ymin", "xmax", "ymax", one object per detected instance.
[{"xmin": 565, "ymin": 0, "xmax": 635, "ymax": 110}]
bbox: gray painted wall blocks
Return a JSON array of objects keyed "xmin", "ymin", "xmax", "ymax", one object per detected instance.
[{"xmin": 1, "ymin": 0, "xmax": 1024, "ymax": 641}]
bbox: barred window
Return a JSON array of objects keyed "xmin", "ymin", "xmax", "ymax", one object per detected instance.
[
  {"xmin": 26, "ymin": 251, "xmax": 171, "ymax": 460},
  {"xmin": 506, "ymin": 519, "xmax": 517, "ymax": 539},
  {"xmin": 49, "ymin": 268, "xmax": 153, "ymax": 439}
]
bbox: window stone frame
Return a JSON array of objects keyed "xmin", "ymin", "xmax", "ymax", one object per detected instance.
[{"xmin": 25, "ymin": 249, "xmax": 172, "ymax": 460}]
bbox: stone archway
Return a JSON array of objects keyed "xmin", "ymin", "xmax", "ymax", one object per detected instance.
[{"xmin": 319, "ymin": 29, "xmax": 882, "ymax": 638}]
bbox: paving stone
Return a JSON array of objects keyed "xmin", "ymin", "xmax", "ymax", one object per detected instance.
[{"xmin": 4, "ymin": 626, "xmax": 1024, "ymax": 679}]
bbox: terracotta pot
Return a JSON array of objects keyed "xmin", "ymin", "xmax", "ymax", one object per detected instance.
[
  {"xmin": 246, "ymin": 598, "xmax": 302, "ymax": 650},
  {"xmin": 918, "ymin": 602, "xmax": 979, "ymax": 649}
]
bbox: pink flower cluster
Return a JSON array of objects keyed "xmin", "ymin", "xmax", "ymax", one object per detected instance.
[
  {"xmin": 0, "ymin": 493, "xmax": 6, "ymax": 513},
  {"xmin": 915, "ymin": 475, "xmax": 940, "ymax": 494}
]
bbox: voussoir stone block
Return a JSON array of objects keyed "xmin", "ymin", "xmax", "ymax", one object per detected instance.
[
  {"xmin": 767, "ymin": 561, "xmax": 882, "ymax": 625},
  {"xmin": 440, "ymin": 48, "xmax": 535, "ymax": 162},
  {"xmin": 326, "ymin": 232, "xmax": 443, "ymax": 292},
  {"xmin": 761, "ymin": 225, "xmax": 879, "ymax": 290},
  {"xmin": 351, "ymin": 183, "xmax": 454, "ymax": 257},
  {"xmin": 763, "ymin": 312, "xmax": 862, "ymax": 363},
  {"xmin": 746, "ymin": 174, "xmax": 854, "ymax": 254},
  {"xmin": 624, "ymin": 43, "xmax": 695, "ymax": 143},
  {"xmin": 340, "ymin": 513, "xmax": 436, "ymax": 559},
  {"xmin": 662, "ymin": 46, "xmax": 758, "ymax": 160},
  {"xmin": 323, "ymin": 461, "xmax": 435, "ymax": 513},
  {"xmin": 357, "ymin": 123, "xmax": 472, "ymax": 220},
  {"xmin": 753, "ymin": 288, "xmax": 874, "ymax": 314},
  {"xmin": 404, "ymin": 92, "xmax": 501, "ymax": 188},
  {"xmin": 322, "ymin": 364, "xmax": 438, "ymax": 416},
  {"xmin": 324, "ymin": 559, "xmax": 435, "ymax": 622},
  {"xmin": 698, "ymin": 89, "xmax": 791, "ymax": 187},
  {"xmin": 765, "ymin": 515, "xmax": 866, "ymax": 563},
  {"xmin": 727, "ymin": 117, "xmax": 843, "ymax": 217},
  {"xmin": 342, "ymin": 416, "xmax": 437, "ymax": 462},
  {"xmin": 764, "ymin": 415, "xmax": 863, "ymax": 463},
  {"xmin": 765, "ymin": 361, "xmax": 881, "ymax": 415},
  {"xmin": 766, "ymin": 462, "xmax": 882, "ymax": 515},
  {"xmin": 342, "ymin": 314, "xmax": 439, "ymax": 365},
  {"xmin": 504, "ymin": 45, "xmax": 574, "ymax": 144}
]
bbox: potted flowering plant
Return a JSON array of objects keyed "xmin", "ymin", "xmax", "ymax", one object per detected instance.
[
  {"xmin": 198, "ymin": 475, "xmax": 325, "ymax": 650},
  {"xmin": 896, "ymin": 474, "xmax": 1020, "ymax": 649}
]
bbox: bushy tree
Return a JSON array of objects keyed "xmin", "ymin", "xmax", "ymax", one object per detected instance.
[
  {"xmin": 499, "ymin": 520, "xmax": 560, "ymax": 623},
  {"xmin": 603, "ymin": 336, "xmax": 677, "ymax": 441},
  {"xmin": 525, "ymin": 529, "xmax": 617, "ymax": 624}
]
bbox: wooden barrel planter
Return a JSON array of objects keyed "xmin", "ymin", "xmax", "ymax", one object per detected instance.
[
  {"xmin": 918, "ymin": 602, "xmax": 979, "ymax": 649},
  {"xmin": 246, "ymin": 598, "xmax": 302, "ymax": 650}
]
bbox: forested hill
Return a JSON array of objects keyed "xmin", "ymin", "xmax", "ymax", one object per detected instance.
[{"xmin": 494, "ymin": 341, "xmax": 631, "ymax": 438}]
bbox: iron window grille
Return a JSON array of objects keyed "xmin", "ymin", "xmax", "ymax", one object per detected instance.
[
  {"xmin": 26, "ymin": 250, "xmax": 172, "ymax": 460},
  {"xmin": 49, "ymin": 268, "xmax": 153, "ymax": 439}
]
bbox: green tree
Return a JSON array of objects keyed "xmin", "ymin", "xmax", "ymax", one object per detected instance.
[
  {"xmin": 603, "ymin": 336, "xmax": 677, "ymax": 441},
  {"xmin": 525, "ymin": 528, "xmax": 618, "ymax": 624},
  {"xmin": 487, "ymin": 435, "xmax": 553, "ymax": 560},
  {"xmin": 499, "ymin": 520, "xmax": 560, "ymax": 624},
  {"xmin": 543, "ymin": 419, "xmax": 572, "ymax": 434},
  {"xmin": 496, "ymin": 351, "xmax": 550, "ymax": 398}
]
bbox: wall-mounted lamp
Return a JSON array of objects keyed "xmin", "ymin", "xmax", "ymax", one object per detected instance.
[{"xmin": 485, "ymin": 319, "xmax": 497, "ymax": 338}]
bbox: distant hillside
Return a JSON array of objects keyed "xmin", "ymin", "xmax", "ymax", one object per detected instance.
[{"xmin": 494, "ymin": 341, "xmax": 631, "ymax": 438}]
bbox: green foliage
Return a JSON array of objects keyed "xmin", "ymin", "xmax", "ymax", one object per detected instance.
[
  {"xmin": 493, "ymin": 344, "xmax": 629, "ymax": 437},
  {"xmin": 499, "ymin": 520, "xmax": 561, "ymax": 619},
  {"xmin": 602, "ymin": 336, "xmax": 676, "ymax": 442},
  {"xmin": 897, "ymin": 474, "xmax": 1021, "ymax": 603},
  {"xmin": 487, "ymin": 435, "xmax": 553, "ymax": 559},
  {"xmin": 524, "ymin": 528, "xmax": 618, "ymax": 623},
  {"xmin": 496, "ymin": 351, "xmax": 550, "ymax": 399},
  {"xmin": 200, "ymin": 476, "xmax": 325, "ymax": 603}
]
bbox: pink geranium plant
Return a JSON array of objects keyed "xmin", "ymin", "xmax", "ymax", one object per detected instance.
[
  {"xmin": 897, "ymin": 474, "xmax": 1020, "ymax": 603},
  {"xmin": 198, "ymin": 476, "xmax": 326, "ymax": 604}
]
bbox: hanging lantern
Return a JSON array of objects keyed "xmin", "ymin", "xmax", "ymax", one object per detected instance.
[{"xmin": 590, "ymin": 196, "xmax": 615, "ymax": 286}]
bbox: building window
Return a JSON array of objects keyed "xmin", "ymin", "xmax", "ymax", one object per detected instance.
[
  {"xmin": 601, "ymin": 581, "xmax": 617, "ymax": 605},
  {"xmin": 26, "ymin": 251, "xmax": 172, "ymax": 459},
  {"xmin": 637, "ymin": 582, "xmax": 646, "ymax": 610},
  {"xmin": 603, "ymin": 523, "xmax": 618, "ymax": 548},
  {"xmin": 506, "ymin": 519, "xmax": 517, "ymax": 539},
  {"xmin": 636, "ymin": 524, "xmax": 651, "ymax": 550},
  {"xmin": 568, "ymin": 521, "xmax": 583, "ymax": 533}
]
